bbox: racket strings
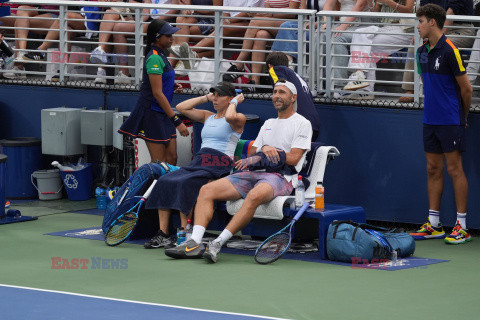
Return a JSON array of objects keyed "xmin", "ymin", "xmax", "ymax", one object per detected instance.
[
  {"xmin": 105, "ymin": 213, "xmax": 138, "ymax": 245},
  {"xmin": 255, "ymin": 233, "xmax": 290, "ymax": 264}
]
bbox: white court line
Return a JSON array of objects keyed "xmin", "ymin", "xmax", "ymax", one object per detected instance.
[{"xmin": 0, "ymin": 284, "xmax": 291, "ymax": 320}]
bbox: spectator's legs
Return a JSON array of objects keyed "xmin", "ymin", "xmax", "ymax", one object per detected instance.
[
  {"xmin": 231, "ymin": 19, "xmax": 281, "ymax": 71},
  {"xmin": 270, "ymin": 21, "xmax": 299, "ymax": 62},
  {"xmin": 36, "ymin": 13, "xmax": 85, "ymax": 52},
  {"xmin": 173, "ymin": 16, "xmax": 200, "ymax": 45},
  {"xmin": 191, "ymin": 21, "xmax": 248, "ymax": 58},
  {"xmin": 250, "ymin": 29, "xmax": 273, "ymax": 85},
  {"xmin": 364, "ymin": 26, "xmax": 411, "ymax": 92},
  {"xmin": 0, "ymin": 16, "xmax": 15, "ymax": 28},
  {"xmin": 98, "ymin": 9, "xmax": 121, "ymax": 53},
  {"xmin": 323, "ymin": 30, "xmax": 353, "ymax": 90},
  {"xmin": 112, "ymin": 19, "xmax": 135, "ymax": 76},
  {"xmin": 466, "ymin": 29, "xmax": 480, "ymax": 82},
  {"xmin": 14, "ymin": 6, "xmax": 39, "ymax": 52}
]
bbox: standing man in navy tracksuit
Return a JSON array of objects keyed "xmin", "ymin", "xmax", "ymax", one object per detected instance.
[
  {"xmin": 410, "ymin": 4, "xmax": 472, "ymax": 244},
  {"xmin": 265, "ymin": 51, "xmax": 321, "ymax": 142}
]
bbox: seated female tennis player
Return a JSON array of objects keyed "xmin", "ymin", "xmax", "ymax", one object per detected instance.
[{"xmin": 143, "ymin": 82, "xmax": 246, "ymax": 248}]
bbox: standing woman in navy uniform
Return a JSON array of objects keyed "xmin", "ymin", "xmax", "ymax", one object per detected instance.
[{"xmin": 119, "ymin": 19, "xmax": 189, "ymax": 164}]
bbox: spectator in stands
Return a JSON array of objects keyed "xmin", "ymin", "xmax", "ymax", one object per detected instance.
[
  {"xmin": 167, "ymin": 0, "xmax": 220, "ymax": 72},
  {"xmin": 319, "ymin": 0, "xmax": 371, "ymax": 99},
  {"xmin": 118, "ymin": 20, "xmax": 189, "ymax": 165},
  {"xmin": 176, "ymin": 0, "xmax": 264, "ymax": 70},
  {"xmin": 342, "ymin": 0, "xmax": 415, "ymax": 98},
  {"xmin": 221, "ymin": 0, "xmax": 302, "ymax": 91},
  {"xmin": 90, "ymin": 0, "xmax": 177, "ymax": 84},
  {"xmin": 144, "ymin": 83, "xmax": 246, "ymax": 248},
  {"xmin": 270, "ymin": 0, "xmax": 324, "ymax": 68},
  {"xmin": 409, "ymin": 4, "xmax": 472, "ymax": 244},
  {"xmin": 165, "ymin": 80, "xmax": 312, "ymax": 263},
  {"xmin": 0, "ymin": 2, "xmax": 18, "ymax": 29},
  {"xmin": 20, "ymin": 4, "xmax": 100, "ymax": 63},
  {"xmin": 108, "ymin": 0, "xmax": 181, "ymax": 84},
  {"xmin": 266, "ymin": 51, "xmax": 320, "ymax": 141},
  {"xmin": 399, "ymin": 0, "xmax": 475, "ymax": 103},
  {"xmin": 4, "ymin": 4, "xmax": 59, "ymax": 79}
]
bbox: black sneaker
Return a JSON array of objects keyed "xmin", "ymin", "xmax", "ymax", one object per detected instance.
[
  {"xmin": 164, "ymin": 239, "xmax": 205, "ymax": 259},
  {"xmin": 144, "ymin": 230, "xmax": 171, "ymax": 249},
  {"xmin": 23, "ymin": 50, "xmax": 46, "ymax": 61},
  {"xmin": 222, "ymin": 64, "xmax": 243, "ymax": 82}
]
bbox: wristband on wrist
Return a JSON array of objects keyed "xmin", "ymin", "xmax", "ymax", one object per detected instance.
[
  {"xmin": 170, "ymin": 115, "xmax": 183, "ymax": 127},
  {"xmin": 203, "ymin": 95, "xmax": 209, "ymax": 103},
  {"xmin": 230, "ymin": 98, "xmax": 238, "ymax": 106},
  {"xmin": 394, "ymin": 2, "xmax": 400, "ymax": 11}
]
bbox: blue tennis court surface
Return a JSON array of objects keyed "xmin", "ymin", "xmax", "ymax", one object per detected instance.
[{"xmin": 0, "ymin": 284, "xmax": 289, "ymax": 320}]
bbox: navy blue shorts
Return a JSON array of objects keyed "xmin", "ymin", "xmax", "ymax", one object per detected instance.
[
  {"xmin": 423, "ymin": 124, "xmax": 466, "ymax": 153},
  {"xmin": 119, "ymin": 100, "xmax": 176, "ymax": 144}
]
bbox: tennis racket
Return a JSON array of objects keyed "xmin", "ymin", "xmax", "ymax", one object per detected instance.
[
  {"xmin": 105, "ymin": 179, "xmax": 158, "ymax": 246},
  {"xmin": 254, "ymin": 203, "xmax": 310, "ymax": 265}
]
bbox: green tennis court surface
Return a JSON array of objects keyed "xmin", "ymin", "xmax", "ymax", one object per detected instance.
[{"xmin": 1, "ymin": 200, "xmax": 479, "ymax": 319}]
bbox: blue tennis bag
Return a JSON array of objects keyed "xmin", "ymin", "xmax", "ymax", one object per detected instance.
[
  {"xmin": 101, "ymin": 162, "xmax": 178, "ymax": 233},
  {"xmin": 326, "ymin": 220, "xmax": 416, "ymax": 263}
]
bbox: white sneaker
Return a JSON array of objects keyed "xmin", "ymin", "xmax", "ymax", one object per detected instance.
[
  {"xmin": 168, "ymin": 45, "xmax": 181, "ymax": 58},
  {"xmin": 332, "ymin": 91, "xmax": 351, "ymax": 99},
  {"xmin": 90, "ymin": 46, "xmax": 108, "ymax": 64},
  {"xmin": 179, "ymin": 42, "xmax": 197, "ymax": 70},
  {"xmin": 344, "ymin": 71, "xmax": 369, "ymax": 91},
  {"xmin": 2, "ymin": 66, "xmax": 27, "ymax": 79},
  {"xmin": 15, "ymin": 50, "xmax": 27, "ymax": 62},
  {"xmin": 114, "ymin": 70, "xmax": 132, "ymax": 85},
  {"xmin": 94, "ymin": 67, "xmax": 106, "ymax": 84},
  {"xmin": 349, "ymin": 89, "xmax": 374, "ymax": 100},
  {"xmin": 174, "ymin": 61, "xmax": 188, "ymax": 76}
]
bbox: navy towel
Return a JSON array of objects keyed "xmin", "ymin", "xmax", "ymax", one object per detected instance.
[{"xmin": 145, "ymin": 148, "xmax": 234, "ymax": 214}]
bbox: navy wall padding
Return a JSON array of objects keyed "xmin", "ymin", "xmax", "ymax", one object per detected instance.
[{"xmin": 0, "ymin": 84, "xmax": 479, "ymax": 228}]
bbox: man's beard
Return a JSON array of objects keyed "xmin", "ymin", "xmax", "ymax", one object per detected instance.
[{"xmin": 273, "ymin": 98, "xmax": 290, "ymax": 112}]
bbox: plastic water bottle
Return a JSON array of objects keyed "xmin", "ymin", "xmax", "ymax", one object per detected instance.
[
  {"xmin": 295, "ymin": 175, "xmax": 305, "ymax": 208},
  {"xmin": 176, "ymin": 227, "xmax": 186, "ymax": 245},
  {"xmin": 95, "ymin": 187, "xmax": 107, "ymax": 210},
  {"xmin": 185, "ymin": 219, "xmax": 193, "ymax": 241}
]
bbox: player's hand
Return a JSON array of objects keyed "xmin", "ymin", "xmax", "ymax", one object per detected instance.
[
  {"xmin": 176, "ymin": 123, "xmax": 190, "ymax": 136},
  {"xmin": 261, "ymin": 146, "xmax": 281, "ymax": 164},
  {"xmin": 235, "ymin": 155, "xmax": 262, "ymax": 170},
  {"xmin": 174, "ymin": 83, "xmax": 183, "ymax": 93},
  {"xmin": 205, "ymin": 92, "xmax": 214, "ymax": 102},
  {"xmin": 233, "ymin": 93, "xmax": 244, "ymax": 105}
]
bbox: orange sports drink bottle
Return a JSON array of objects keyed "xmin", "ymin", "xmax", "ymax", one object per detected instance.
[{"xmin": 315, "ymin": 185, "xmax": 324, "ymax": 209}]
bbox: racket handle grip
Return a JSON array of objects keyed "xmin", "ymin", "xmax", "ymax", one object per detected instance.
[
  {"xmin": 142, "ymin": 179, "xmax": 158, "ymax": 199},
  {"xmin": 293, "ymin": 203, "xmax": 309, "ymax": 221}
]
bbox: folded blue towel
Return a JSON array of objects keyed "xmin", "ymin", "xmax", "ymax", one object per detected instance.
[{"xmin": 145, "ymin": 148, "xmax": 234, "ymax": 214}]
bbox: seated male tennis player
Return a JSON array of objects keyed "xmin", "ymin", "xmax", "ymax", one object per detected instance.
[{"xmin": 165, "ymin": 80, "xmax": 313, "ymax": 263}]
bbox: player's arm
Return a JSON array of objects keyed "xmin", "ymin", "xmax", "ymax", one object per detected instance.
[
  {"xmin": 225, "ymin": 93, "xmax": 247, "ymax": 133},
  {"xmin": 285, "ymin": 148, "xmax": 307, "ymax": 166},
  {"xmin": 455, "ymin": 73, "xmax": 472, "ymax": 122},
  {"xmin": 176, "ymin": 94, "xmax": 214, "ymax": 123}
]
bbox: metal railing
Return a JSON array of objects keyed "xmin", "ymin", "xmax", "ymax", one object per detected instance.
[{"xmin": 1, "ymin": 1, "xmax": 480, "ymax": 110}]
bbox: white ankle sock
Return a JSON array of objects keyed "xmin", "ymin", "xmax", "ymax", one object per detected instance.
[
  {"xmin": 190, "ymin": 225, "xmax": 206, "ymax": 244},
  {"xmin": 428, "ymin": 210, "xmax": 440, "ymax": 228},
  {"xmin": 457, "ymin": 212, "xmax": 467, "ymax": 229},
  {"xmin": 215, "ymin": 229, "xmax": 233, "ymax": 246}
]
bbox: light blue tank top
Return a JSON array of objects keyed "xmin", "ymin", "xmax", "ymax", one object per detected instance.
[{"xmin": 201, "ymin": 115, "xmax": 242, "ymax": 158}]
